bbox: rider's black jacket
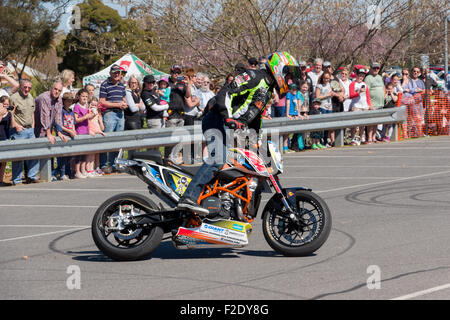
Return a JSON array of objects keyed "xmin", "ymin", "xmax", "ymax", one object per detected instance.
[{"xmin": 211, "ymin": 68, "xmax": 275, "ymax": 133}]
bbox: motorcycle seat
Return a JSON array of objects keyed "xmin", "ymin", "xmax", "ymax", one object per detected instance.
[
  {"xmin": 176, "ymin": 164, "xmax": 203, "ymax": 176},
  {"xmin": 130, "ymin": 150, "xmax": 164, "ymax": 165}
]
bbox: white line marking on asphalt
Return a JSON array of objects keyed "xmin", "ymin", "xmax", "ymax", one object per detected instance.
[
  {"xmin": 391, "ymin": 283, "xmax": 450, "ymax": 300},
  {"xmin": 0, "ymin": 204, "xmax": 97, "ymax": 208},
  {"xmin": 281, "ymin": 177, "xmax": 403, "ymax": 179},
  {"xmin": 287, "ymin": 165, "xmax": 450, "ymax": 168},
  {"xmin": 0, "ymin": 225, "xmax": 90, "ymax": 228},
  {"xmin": 284, "ymin": 155, "xmax": 448, "ymax": 158},
  {"xmin": 0, "ymin": 188, "xmax": 147, "ymax": 192},
  {"xmin": 316, "ymin": 170, "xmax": 450, "ymax": 193},
  {"xmin": 0, "ymin": 227, "xmax": 89, "ymax": 242}
]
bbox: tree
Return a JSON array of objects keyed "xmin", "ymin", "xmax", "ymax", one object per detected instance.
[
  {"xmin": 0, "ymin": 0, "xmax": 65, "ymax": 80},
  {"xmin": 57, "ymin": 0, "xmax": 167, "ymax": 79},
  {"xmin": 131, "ymin": 0, "xmax": 448, "ymax": 78}
]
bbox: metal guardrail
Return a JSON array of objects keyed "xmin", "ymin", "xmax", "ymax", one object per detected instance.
[{"xmin": 0, "ymin": 106, "xmax": 406, "ymax": 181}]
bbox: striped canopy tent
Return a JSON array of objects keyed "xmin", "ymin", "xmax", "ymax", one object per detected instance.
[{"xmin": 82, "ymin": 53, "xmax": 168, "ymax": 88}]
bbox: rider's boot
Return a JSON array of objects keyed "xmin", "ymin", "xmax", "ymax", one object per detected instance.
[{"xmin": 177, "ymin": 197, "xmax": 209, "ymax": 216}]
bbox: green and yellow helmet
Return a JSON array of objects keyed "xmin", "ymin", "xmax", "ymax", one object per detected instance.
[{"xmin": 266, "ymin": 52, "xmax": 300, "ymax": 94}]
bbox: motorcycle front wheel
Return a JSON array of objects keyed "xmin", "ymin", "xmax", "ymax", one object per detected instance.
[
  {"xmin": 91, "ymin": 193, "xmax": 163, "ymax": 261},
  {"xmin": 262, "ymin": 190, "xmax": 332, "ymax": 257}
]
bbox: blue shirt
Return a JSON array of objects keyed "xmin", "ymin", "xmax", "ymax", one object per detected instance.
[
  {"xmin": 286, "ymin": 92, "xmax": 298, "ymax": 116},
  {"xmin": 60, "ymin": 108, "xmax": 76, "ymax": 136},
  {"xmin": 99, "ymin": 78, "xmax": 126, "ymax": 110}
]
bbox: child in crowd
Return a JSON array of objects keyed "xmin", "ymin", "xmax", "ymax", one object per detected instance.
[
  {"xmin": 73, "ymin": 88, "xmax": 95, "ymax": 179},
  {"xmin": 298, "ymin": 81, "xmax": 310, "ymax": 119},
  {"xmin": 87, "ymin": 97, "xmax": 106, "ymax": 176},
  {"xmin": 382, "ymin": 82, "xmax": 398, "ymax": 142},
  {"xmin": 157, "ymin": 78, "xmax": 171, "ymax": 105},
  {"xmin": 285, "ymin": 83, "xmax": 305, "ymax": 152},
  {"xmin": 56, "ymin": 92, "xmax": 77, "ymax": 180},
  {"xmin": 309, "ymin": 99, "xmax": 326, "ymax": 149},
  {"xmin": 286, "ymin": 83, "xmax": 302, "ymax": 120},
  {"xmin": 157, "ymin": 78, "xmax": 171, "ymax": 121}
]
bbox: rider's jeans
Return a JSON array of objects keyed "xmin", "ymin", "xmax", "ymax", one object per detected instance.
[{"xmin": 181, "ymin": 111, "xmax": 227, "ymax": 202}]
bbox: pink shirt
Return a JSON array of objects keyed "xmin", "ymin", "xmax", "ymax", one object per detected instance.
[{"xmin": 74, "ymin": 103, "xmax": 89, "ymax": 135}]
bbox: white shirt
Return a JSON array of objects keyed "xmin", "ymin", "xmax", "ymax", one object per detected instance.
[
  {"xmin": 339, "ymin": 78, "xmax": 352, "ymax": 112},
  {"xmin": 308, "ymin": 70, "xmax": 323, "ymax": 92},
  {"xmin": 0, "ymin": 88, "xmax": 10, "ymax": 97},
  {"xmin": 349, "ymin": 81, "xmax": 370, "ymax": 110}
]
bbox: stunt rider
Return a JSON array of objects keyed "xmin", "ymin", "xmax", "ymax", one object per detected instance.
[{"xmin": 176, "ymin": 52, "xmax": 300, "ymax": 215}]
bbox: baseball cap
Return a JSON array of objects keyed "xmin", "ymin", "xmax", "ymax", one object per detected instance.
[
  {"xmin": 248, "ymin": 57, "xmax": 258, "ymax": 66},
  {"xmin": 371, "ymin": 62, "xmax": 381, "ymax": 68},
  {"xmin": 299, "ymin": 61, "xmax": 307, "ymax": 67},
  {"xmin": 110, "ymin": 64, "xmax": 121, "ymax": 73},
  {"xmin": 170, "ymin": 64, "xmax": 182, "ymax": 73},
  {"xmin": 143, "ymin": 75, "xmax": 155, "ymax": 83},
  {"xmin": 323, "ymin": 61, "xmax": 331, "ymax": 67},
  {"xmin": 357, "ymin": 68, "xmax": 368, "ymax": 74},
  {"xmin": 234, "ymin": 62, "xmax": 247, "ymax": 73},
  {"xmin": 158, "ymin": 77, "xmax": 169, "ymax": 85},
  {"xmin": 312, "ymin": 98, "xmax": 321, "ymax": 104}
]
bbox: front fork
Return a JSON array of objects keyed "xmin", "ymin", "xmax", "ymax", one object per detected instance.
[{"xmin": 268, "ymin": 174, "xmax": 311, "ymax": 226}]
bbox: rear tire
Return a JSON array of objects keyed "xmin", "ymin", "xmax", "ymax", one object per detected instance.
[
  {"xmin": 262, "ymin": 190, "xmax": 331, "ymax": 257},
  {"xmin": 91, "ymin": 193, "xmax": 164, "ymax": 261}
]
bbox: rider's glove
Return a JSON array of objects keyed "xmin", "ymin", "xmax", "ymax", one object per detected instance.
[{"xmin": 225, "ymin": 118, "xmax": 246, "ymax": 130}]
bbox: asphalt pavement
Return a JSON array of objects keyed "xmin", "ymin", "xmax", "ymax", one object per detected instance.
[{"xmin": 1, "ymin": 135, "xmax": 450, "ymax": 300}]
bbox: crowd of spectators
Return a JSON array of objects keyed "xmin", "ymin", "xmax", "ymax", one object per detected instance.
[{"xmin": 0, "ymin": 57, "xmax": 449, "ymax": 186}]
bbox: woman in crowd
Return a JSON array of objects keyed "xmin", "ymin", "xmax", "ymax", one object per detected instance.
[
  {"xmin": 124, "ymin": 75, "xmax": 145, "ymax": 130},
  {"xmin": 315, "ymin": 71, "xmax": 336, "ymax": 147},
  {"xmin": 348, "ymin": 68, "xmax": 372, "ymax": 145},
  {"xmin": 0, "ymin": 96, "xmax": 11, "ymax": 186},
  {"xmin": 403, "ymin": 67, "xmax": 426, "ymax": 137},
  {"xmin": 61, "ymin": 69, "xmax": 76, "ymax": 96}
]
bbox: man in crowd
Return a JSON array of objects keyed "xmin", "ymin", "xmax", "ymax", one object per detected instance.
[
  {"xmin": 141, "ymin": 75, "xmax": 167, "ymax": 129},
  {"xmin": 248, "ymin": 57, "xmax": 259, "ymax": 70},
  {"xmin": 308, "ymin": 58, "xmax": 324, "ymax": 99},
  {"xmin": 9, "ymin": 79, "xmax": 40, "ymax": 185},
  {"xmin": 165, "ymin": 64, "xmax": 192, "ymax": 161},
  {"xmin": 99, "ymin": 64, "xmax": 127, "ymax": 173},
  {"xmin": 199, "ymin": 75, "xmax": 215, "ymax": 115},
  {"xmin": 34, "ymin": 81, "xmax": 68, "ymax": 144},
  {"xmin": 365, "ymin": 61, "xmax": 385, "ymax": 142}
]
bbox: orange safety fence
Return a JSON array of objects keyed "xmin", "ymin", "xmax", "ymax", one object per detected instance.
[{"xmin": 397, "ymin": 90, "xmax": 450, "ymax": 139}]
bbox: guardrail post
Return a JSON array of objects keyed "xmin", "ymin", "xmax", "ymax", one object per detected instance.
[
  {"xmin": 334, "ymin": 129, "xmax": 345, "ymax": 147},
  {"xmin": 39, "ymin": 158, "xmax": 52, "ymax": 182},
  {"xmin": 392, "ymin": 123, "xmax": 399, "ymax": 141}
]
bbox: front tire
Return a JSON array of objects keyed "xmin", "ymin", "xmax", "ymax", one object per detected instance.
[
  {"xmin": 91, "ymin": 193, "xmax": 164, "ymax": 261},
  {"xmin": 262, "ymin": 190, "xmax": 331, "ymax": 257}
]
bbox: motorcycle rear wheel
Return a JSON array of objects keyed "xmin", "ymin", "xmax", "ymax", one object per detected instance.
[
  {"xmin": 262, "ymin": 190, "xmax": 331, "ymax": 257},
  {"xmin": 91, "ymin": 193, "xmax": 163, "ymax": 261}
]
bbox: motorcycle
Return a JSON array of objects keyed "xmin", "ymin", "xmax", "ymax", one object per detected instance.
[{"xmin": 91, "ymin": 136, "xmax": 332, "ymax": 261}]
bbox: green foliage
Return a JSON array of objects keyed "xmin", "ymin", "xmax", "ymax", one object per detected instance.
[
  {"xmin": 57, "ymin": 0, "xmax": 166, "ymax": 78},
  {"xmin": 0, "ymin": 1, "xmax": 59, "ymax": 63}
]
